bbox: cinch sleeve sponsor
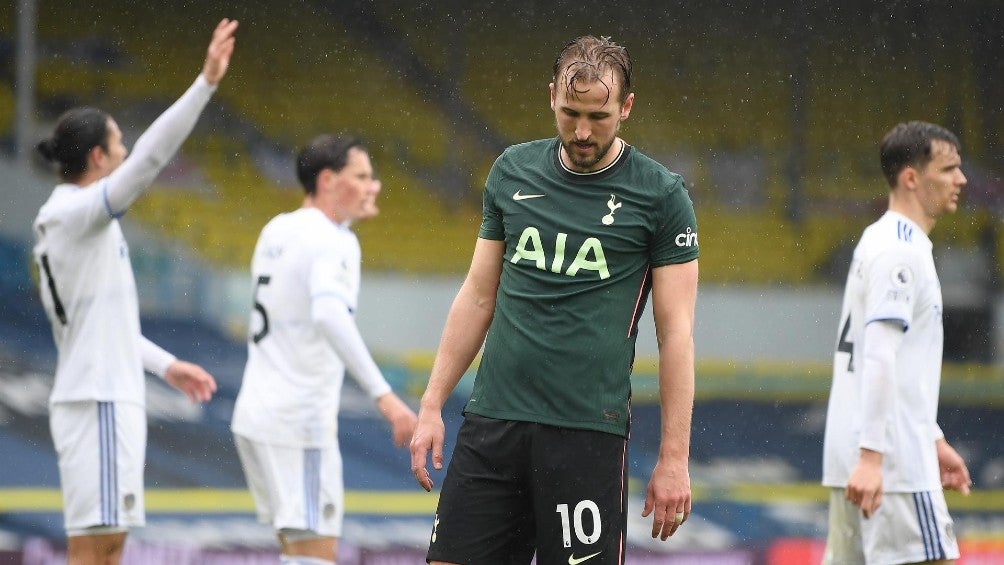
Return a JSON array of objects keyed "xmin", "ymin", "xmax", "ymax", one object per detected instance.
[{"xmin": 650, "ymin": 176, "xmax": 699, "ymax": 267}]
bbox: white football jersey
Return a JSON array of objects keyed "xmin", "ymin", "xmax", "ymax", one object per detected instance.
[
  {"xmin": 823, "ymin": 211, "xmax": 944, "ymax": 492},
  {"xmin": 33, "ymin": 182, "xmax": 144, "ymax": 404},
  {"xmin": 232, "ymin": 208, "xmax": 364, "ymax": 448},
  {"xmin": 32, "ymin": 76, "xmax": 215, "ymax": 406}
]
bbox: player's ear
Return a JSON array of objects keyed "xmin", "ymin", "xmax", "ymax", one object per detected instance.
[
  {"xmin": 549, "ymin": 82, "xmax": 557, "ymax": 111},
  {"xmin": 897, "ymin": 166, "xmax": 918, "ymax": 191},
  {"xmin": 87, "ymin": 145, "xmax": 106, "ymax": 172},
  {"xmin": 317, "ymin": 168, "xmax": 335, "ymax": 192},
  {"xmin": 620, "ymin": 92, "xmax": 635, "ymax": 121}
]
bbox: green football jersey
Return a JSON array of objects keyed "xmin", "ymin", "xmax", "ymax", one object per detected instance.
[{"xmin": 467, "ymin": 137, "xmax": 699, "ymax": 436}]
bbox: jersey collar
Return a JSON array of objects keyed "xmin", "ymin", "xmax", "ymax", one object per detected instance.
[{"xmin": 552, "ymin": 137, "xmax": 630, "ymax": 182}]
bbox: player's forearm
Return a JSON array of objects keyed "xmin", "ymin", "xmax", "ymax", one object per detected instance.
[
  {"xmin": 312, "ymin": 296, "xmax": 392, "ymax": 399},
  {"xmin": 656, "ymin": 332, "xmax": 695, "ymax": 462},
  {"xmin": 139, "ymin": 335, "xmax": 177, "ymax": 378},
  {"xmin": 105, "ymin": 75, "xmax": 217, "ymax": 213},
  {"xmin": 858, "ymin": 320, "xmax": 903, "ymax": 453}
]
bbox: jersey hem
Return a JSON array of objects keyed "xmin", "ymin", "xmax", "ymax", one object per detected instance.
[{"xmin": 464, "ymin": 406, "xmax": 628, "ymax": 437}]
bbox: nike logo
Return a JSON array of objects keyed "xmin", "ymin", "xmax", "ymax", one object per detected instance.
[
  {"xmin": 513, "ymin": 190, "xmax": 546, "ymax": 201},
  {"xmin": 568, "ymin": 552, "xmax": 602, "ymax": 564}
]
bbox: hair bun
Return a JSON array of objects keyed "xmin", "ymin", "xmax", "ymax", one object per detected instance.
[{"xmin": 36, "ymin": 138, "xmax": 58, "ymax": 161}]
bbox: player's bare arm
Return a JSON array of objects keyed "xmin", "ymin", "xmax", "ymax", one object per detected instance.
[
  {"xmin": 202, "ymin": 18, "xmax": 238, "ymax": 86},
  {"xmin": 644, "ymin": 259, "xmax": 698, "ymax": 541},
  {"xmin": 410, "ymin": 238, "xmax": 504, "ymax": 492}
]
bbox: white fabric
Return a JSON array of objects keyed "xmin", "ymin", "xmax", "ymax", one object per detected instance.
[
  {"xmin": 312, "ymin": 294, "xmax": 392, "ymax": 400},
  {"xmin": 233, "ymin": 433, "xmax": 344, "ymax": 537},
  {"xmin": 823, "ymin": 211, "xmax": 945, "ymax": 492},
  {"xmin": 32, "ymin": 75, "xmax": 216, "ymax": 405},
  {"xmin": 140, "ymin": 335, "xmax": 177, "ymax": 378},
  {"xmin": 857, "ymin": 320, "xmax": 904, "ymax": 453},
  {"xmin": 824, "ymin": 488, "xmax": 959, "ymax": 565},
  {"xmin": 232, "ymin": 207, "xmax": 391, "ymax": 448},
  {"xmin": 51, "ymin": 401, "xmax": 146, "ymax": 533}
]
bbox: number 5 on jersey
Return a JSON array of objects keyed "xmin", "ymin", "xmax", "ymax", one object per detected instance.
[{"xmin": 252, "ymin": 275, "xmax": 271, "ymax": 343}]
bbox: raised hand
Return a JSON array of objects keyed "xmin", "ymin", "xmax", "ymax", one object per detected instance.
[{"xmin": 202, "ymin": 18, "xmax": 239, "ymax": 86}]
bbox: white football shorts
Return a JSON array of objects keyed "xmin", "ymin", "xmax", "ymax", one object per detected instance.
[
  {"xmin": 234, "ymin": 433, "xmax": 344, "ymax": 537},
  {"xmin": 824, "ymin": 487, "xmax": 960, "ymax": 565},
  {"xmin": 50, "ymin": 400, "xmax": 146, "ymax": 535}
]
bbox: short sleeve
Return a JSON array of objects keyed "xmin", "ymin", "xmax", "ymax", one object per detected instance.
[
  {"xmin": 650, "ymin": 176, "xmax": 699, "ymax": 267},
  {"xmin": 864, "ymin": 248, "xmax": 921, "ymax": 329},
  {"xmin": 478, "ymin": 153, "xmax": 506, "ymax": 241}
]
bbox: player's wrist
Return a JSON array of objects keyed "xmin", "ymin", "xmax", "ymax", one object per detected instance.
[{"xmin": 858, "ymin": 448, "xmax": 884, "ymax": 465}]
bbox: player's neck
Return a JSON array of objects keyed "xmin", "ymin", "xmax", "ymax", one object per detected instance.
[
  {"xmin": 302, "ymin": 195, "xmax": 346, "ymax": 225},
  {"xmin": 887, "ymin": 193, "xmax": 935, "ymax": 235},
  {"xmin": 72, "ymin": 170, "xmax": 103, "ymax": 188}
]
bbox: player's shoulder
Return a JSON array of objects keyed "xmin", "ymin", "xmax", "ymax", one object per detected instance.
[
  {"xmin": 625, "ymin": 145, "xmax": 686, "ymax": 192},
  {"xmin": 861, "ymin": 213, "xmax": 924, "ymax": 250},
  {"xmin": 504, "ymin": 137, "xmax": 554, "ymax": 155},
  {"xmin": 261, "ymin": 208, "xmax": 336, "ymax": 244},
  {"xmin": 496, "ymin": 138, "xmax": 555, "ymax": 166},
  {"xmin": 34, "ymin": 183, "xmax": 106, "ymax": 235},
  {"xmin": 37, "ymin": 183, "xmax": 90, "ymax": 213},
  {"xmin": 857, "ymin": 213, "xmax": 929, "ymax": 270}
]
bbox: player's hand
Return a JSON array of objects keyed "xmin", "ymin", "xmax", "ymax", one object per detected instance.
[
  {"xmin": 642, "ymin": 457, "xmax": 692, "ymax": 540},
  {"xmin": 376, "ymin": 393, "xmax": 418, "ymax": 448},
  {"xmin": 937, "ymin": 439, "xmax": 972, "ymax": 495},
  {"xmin": 847, "ymin": 449, "xmax": 884, "ymax": 518},
  {"xmin": 409, "ymin": 407, "xmax": 446, "ymax": 492},
  {"xmin": 202, "ymin": 18, "xmax": 238, "ymax": 86},
  {"xmin": 164, "ymin": 360, "xmax": 217, "ymax": 403}
]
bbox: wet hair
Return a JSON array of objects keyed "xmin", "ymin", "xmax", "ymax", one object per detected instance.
[
  {"xmin": 295, "ymin": 134, "xmax": 366, "ymax": 195},
  {"xmin": 552, "ymin": 35, "xmax": 632, "ymax": 105},
  {"xmin": 880, "ymin": 121, "xmax": 961, "ymax": 187},
  {"xmin": 36, "ymin": 107, "xmax": 111, "ymax": 182}
]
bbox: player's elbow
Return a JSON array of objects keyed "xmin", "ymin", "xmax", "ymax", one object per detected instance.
[{"xmin": 655, "ymin": 324, "xmax": 694, "ymax": 352}]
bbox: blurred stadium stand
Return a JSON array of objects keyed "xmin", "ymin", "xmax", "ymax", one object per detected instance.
[{"xmin": 2, "ymin": 0, "xmax": 1003, "ymax": 562}]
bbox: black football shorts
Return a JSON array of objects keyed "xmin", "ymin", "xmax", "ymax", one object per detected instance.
[{"xmin": 427, "ymin": 413, "xmax": 628, "ymax": 564}]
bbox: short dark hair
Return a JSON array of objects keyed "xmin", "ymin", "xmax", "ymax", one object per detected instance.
[
  {"xmin": 553, "ymin": 35, "xmax": 632, "ymax": 105},
  {"xmin": 295, "ymin": 134, "xmax": 366, "ymax": 194},
  {"xmin": 879, "ymin": 121, "xmax": 961, "ymax": 187},
  {"xmin": 36, "ymin": 106, "xmax": 110, "ymax": 182}
]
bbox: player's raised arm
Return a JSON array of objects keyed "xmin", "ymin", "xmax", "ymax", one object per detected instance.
[{"xmin": 103, "ymin": 19, "xmax": 238, "ymax": 214}]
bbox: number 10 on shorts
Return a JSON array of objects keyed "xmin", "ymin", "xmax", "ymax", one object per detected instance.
[{"xmin": 556, "ymin": 500, "xmax": 602, "ymax": 547}]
